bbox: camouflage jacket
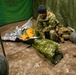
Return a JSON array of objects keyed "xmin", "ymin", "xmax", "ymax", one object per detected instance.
[{"xmin": 37, "ymin": 11, "xmax": 63, "ymax": 36}]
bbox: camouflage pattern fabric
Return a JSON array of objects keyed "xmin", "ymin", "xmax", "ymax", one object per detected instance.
[
  {"xmin": 37, "ymin": 11, "xmax": 73, "ymax": 42},
  {"xmin": 37, "ymin": 11, "xmax": 62, "ymax": 42},
  {"xmin": 58, "ymin": 27, "xmax": 73, "ymax": 42},
  {"xmin": 37, "ymin": 11, "xmax": 62, "ymax": 32}
]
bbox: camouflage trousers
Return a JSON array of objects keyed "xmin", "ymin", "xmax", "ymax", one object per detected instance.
[
  {"xmin": 44, "ymin": 29, "xmax": 71, "ymax": 43},
  {"xmin": 44, "ymin": 30, "xmax": 60, "ymax": 42},
  {"xmin": 49, "ymin": 30, "xmax": 60, "ymax": 42}
]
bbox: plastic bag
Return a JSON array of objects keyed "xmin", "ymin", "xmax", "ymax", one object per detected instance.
[{"xmin": 2, "ymin": 18, "xmax": 38, "ymax": 41}]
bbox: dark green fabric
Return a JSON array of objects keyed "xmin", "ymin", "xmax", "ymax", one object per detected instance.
[
  {"xmin": 0, "ymin": 0, "xmax": 6, "ymax": 25},
  {"xmin": 0, "ymin": 0, "xmax": 33, "ymax": 26},
  {"xmin": 1, "ymin": 0, "xmax": 76, "ymax": 30},
  {"xmin": 46, "ymin": 0, "xmax": 76, "ymax": 30},
  {"xmin": 33, "ymin": 0, "xmax": 76, "ymax": 30}
]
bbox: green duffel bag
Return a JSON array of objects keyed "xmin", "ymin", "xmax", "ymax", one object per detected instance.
[{"xmin": 33, "ymin": 39, "xmax": 63, "ymax": 64}]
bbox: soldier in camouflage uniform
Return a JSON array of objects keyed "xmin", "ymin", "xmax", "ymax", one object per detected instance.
[{"xmin": 37, "ymin": 5, "xmax": 73, "ymax": 43}]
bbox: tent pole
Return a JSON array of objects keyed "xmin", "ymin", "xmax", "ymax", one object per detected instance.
[{"xmin": 0, "ymin": 34, "xmax": 6, "ymax": 57}]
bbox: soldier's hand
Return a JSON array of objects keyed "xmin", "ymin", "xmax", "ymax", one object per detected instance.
[
  {"xmin": 42, "ymin": 29, "xmax": 46, "ymax": 32},
  {"xmin": 42, "ymin": 36, "xmax": 45, "ymax": 39}
]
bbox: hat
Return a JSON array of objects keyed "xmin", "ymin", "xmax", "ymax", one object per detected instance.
[{"xmin": 38, "ymin": 5, "xmax": 46, "ymax": 14}]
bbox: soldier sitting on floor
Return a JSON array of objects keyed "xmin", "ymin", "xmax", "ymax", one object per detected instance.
[{"xmin": 37, "ymin": 5, "xmax": 73, "ymax": 43}]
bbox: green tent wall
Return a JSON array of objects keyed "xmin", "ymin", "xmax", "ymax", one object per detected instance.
[
  {"xmin": 33, "ymin": 0, "xmax": 76, "ymax": 30},
  {"xmin": 0, "ymin": 0, "xmax": 76, "ymax": 30},
  {"xmin": 0, "ymin": 0, "xmax": 33, "ymax": 26}
]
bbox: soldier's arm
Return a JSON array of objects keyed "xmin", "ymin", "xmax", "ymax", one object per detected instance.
[
  {"xmin": 37, "ymin": 20, "xmax": 45, "ymax": 37},
  {"xmin": 44, "ymin": 15, "xmax": 59, "ymax": 31}
]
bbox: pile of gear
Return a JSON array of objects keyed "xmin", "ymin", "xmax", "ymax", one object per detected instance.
[
  {"xmin": 58, "ymin": 26, "xmax": 75, "ymax": 43},
  {"xmin": 2, "ymin": 18, "xmax": 38, "ymax": 41}
]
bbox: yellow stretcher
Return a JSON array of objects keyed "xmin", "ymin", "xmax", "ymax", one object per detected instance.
[{"xmin": 21, "ymin": 28, "xmax": 34, "ymax": 40}]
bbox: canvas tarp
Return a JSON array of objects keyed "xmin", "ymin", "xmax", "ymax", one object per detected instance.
[
  {"xmin": 33, "ymin": 0, "xmax": 76, "ymax": 30},
  {"xmin": 0, "ymin": 0, "xmax": 33, "ymax": 26}
]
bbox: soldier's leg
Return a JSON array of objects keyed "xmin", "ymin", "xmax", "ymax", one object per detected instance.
[
  {"xmin": 62, "ymin": 34, "xmax": 70, "ymax": 40},
  {"xmin": 44, "ymin": 31, "xmax": 50, "ymax": 39},
  {"xmin": 50, "ymin": 30, "xmax": 60, "ymax": 42},
  {"xmin": 59, "ymin": 34, "xmax": 70, "ymax": 43},
  {"xmin": 59, "ymin": 37, "xmax": 64, "ymax": 43}
]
